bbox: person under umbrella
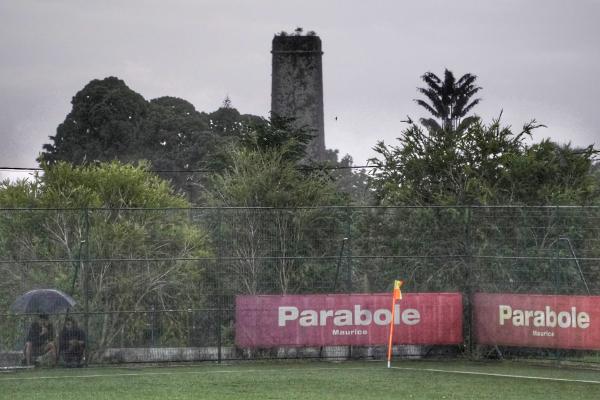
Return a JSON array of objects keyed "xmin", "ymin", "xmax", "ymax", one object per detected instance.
[
  {"xmin": 24, "ymin": 314, "xmax": 56, "ymax": 366},
  {"xmin": 12, "ymin": 289, "xmax": 76, "ymax": 367},
  {"xmin": 59, "ymin": 317, "xmax": 86, "ymax": 367}
]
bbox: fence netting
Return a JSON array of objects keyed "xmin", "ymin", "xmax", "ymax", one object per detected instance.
[{"xmin": 1, "ymin": 206, "xmax": 599, "ymax": 366}]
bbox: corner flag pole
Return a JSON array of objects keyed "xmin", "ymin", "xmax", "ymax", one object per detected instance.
[{"xmin": 387, "ymin": 280, "xmax": 403, "ymax": 368}]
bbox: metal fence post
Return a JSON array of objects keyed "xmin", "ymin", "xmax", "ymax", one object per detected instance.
[
  {"xmin": 554, "ymin": 206, "xmax": 562, "ymax": 365},
  {"xmin": 345, "ymin": 209, "xmax": 353, "ymax": 293},
  {"xmin": 150, "ymin": 304, "xmax": 157, "ymax": 347},
  {"xmin": 463, "ymin": 206, "xmax": 474, "ymax": 358},
  {"xmin": 82, "ymin": 208, "xmax": 90, "ymax": 358},
  {"xmin": 554, "ymin": 206, "xmax": 561, "ymax": 296},
  {"xmin": 187, "ymin": 308, "xmax": 192, "ymax": 347},
  {"xmin": 216, "ymin": 207, "xmax": 223, "ymax": 364}
]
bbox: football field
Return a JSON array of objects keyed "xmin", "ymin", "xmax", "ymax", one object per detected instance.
[{"xmin": 1, "ymin": 360, "xmax": 599, "ymax": 400}]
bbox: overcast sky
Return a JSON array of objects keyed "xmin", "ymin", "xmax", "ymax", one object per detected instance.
[{"xmin": 1, "ymin": 0, "xmax": 599, "ymax": 180}]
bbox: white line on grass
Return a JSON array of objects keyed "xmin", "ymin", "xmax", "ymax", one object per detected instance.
[
  {"xmin": 1, "ymin": 365, "xmax": 599, "ymax": 385},
  {"xmin": 391, "ymin": 366, "xmax": 600, "ymax": 385},
  {"xmin": 0, "ymin": 366, "xmax": 366, "ymax": 382}
]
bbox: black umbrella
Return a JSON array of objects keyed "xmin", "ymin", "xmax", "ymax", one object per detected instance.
[{"xmin": 10, "ymin": 289, "xmax": 76, "ymax": 314}]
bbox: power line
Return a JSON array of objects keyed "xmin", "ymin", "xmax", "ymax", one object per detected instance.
[
  {"xmin": 0, "ymin": 165, "xmax": 377, "ymax": 173},
  {"xmin": 2, "ymin": 254, "xmax": 600, "ymax": 265},
  {"xmin": 0, "ymin": 167, "xmax": 43, "ymax": 171}
]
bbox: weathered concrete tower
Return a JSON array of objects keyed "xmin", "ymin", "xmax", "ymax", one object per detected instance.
[{"xmin": 271, "ymin": 33, "xmax": 325, "ymax": 161}]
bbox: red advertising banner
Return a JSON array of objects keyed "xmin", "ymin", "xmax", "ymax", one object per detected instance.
[
  {"xmin": 235, "ymin": 293, "xmax": 463, "ymax": 348},
  {"xmin": 474, "ymin": 293, "xmax": 600, "ymax": 350}
]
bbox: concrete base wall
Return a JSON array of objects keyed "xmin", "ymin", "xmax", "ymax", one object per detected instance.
[
  {"xmin": 98, "ymin": 347, "xmax": 235, "ymax": 363},
  {"xmin": 96, "ymin": 345, "xmax": 425, "ymax": 364},
  {"xmin": 2, "ymin": 345, "xmax": 426, "ymax": 366},
  {"xmin": 0, "ymin": 351, "xmax": 23, "ymax": 367}
]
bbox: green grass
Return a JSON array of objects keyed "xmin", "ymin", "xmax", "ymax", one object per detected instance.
[{"xmin": 1, "ymin": 360, "xmax": 599, "ymax": 399}]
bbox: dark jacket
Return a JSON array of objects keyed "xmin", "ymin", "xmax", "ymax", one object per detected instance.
[
  {"xmin": 59, "ymin": 326, "xmax": 86, "ymax": 350},
  {"xmin": 26, "ymin": 321, "xmax": 54, "ymax": 348}
]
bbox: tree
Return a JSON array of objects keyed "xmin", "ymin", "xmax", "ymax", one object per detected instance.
[
  {"xmin": 137, "ymin": 96, "xmax": 214, "ymax": 192},
  {"xmin": 375, "ymin": 69, "xmax": 598, "ymax": 206},
  {"xmin": 237, "ymin": 114, "xmax": 314, "ymax": 164},
  {"xmin": 39, "ymin": 77, "xmax": 264, "ymax": 199},
  {"xmin": 368, "ymin": 113, "xmax": 599, "ymax": 206},
  {"xmin": 367, "ymin": 106, "xmax": 598, "ymax": 294},
  {"xmin": 503, "ymin": 140, "xmax": 598, "ymax": 204},
  {"xmin": 323, "ymin": 152, "xmax": 373, "ymax": 205},
  {"xmin": 200, "ymin": 104, "xmax": 265, "ymax": 173},
  {"xmin": 415, "ymin": 69, "xmax": 481, "ymax": 133},
  {"xmin": 204, "ymin": 119, "xmax": 348, "ymax": 295},
  {"xmin": 0, "ymin": 162, "xmax": 211, "ymax": 352},
  {"xmin": 41, "ymin": 77, "xmax": 149, "ymax": 165},
  {"xmin": 208, "ymin": 147, "xmax": 342, "ymax": 208}
]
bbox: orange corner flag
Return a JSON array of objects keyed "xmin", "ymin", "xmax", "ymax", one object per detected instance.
[
  {"xmin": 393, "ymin": 279, "xmax": 403, "ymax": 300},
  {"xmin": 388, "ymin": 279, "xmax": 404, "ymax": 368}
]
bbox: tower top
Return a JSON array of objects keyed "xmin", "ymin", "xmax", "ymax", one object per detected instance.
[{"xmin": 272, "ymin": 34, "xmax": 322, "ymax": 54}]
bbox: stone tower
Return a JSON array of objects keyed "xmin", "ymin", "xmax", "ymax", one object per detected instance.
[{"xmin": 271, "ymin": 33, "xmax": 325, "ymax": 161}]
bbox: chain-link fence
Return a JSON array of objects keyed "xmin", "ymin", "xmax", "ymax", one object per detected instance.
[{"xmin": 1, "ymin": 206, "xmax": 599, "ymax": 366}]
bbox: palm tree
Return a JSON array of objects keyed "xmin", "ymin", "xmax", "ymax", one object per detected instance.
[{"xmin": 414, "ymin": 69, "xmax": 481, "ymax": 133}]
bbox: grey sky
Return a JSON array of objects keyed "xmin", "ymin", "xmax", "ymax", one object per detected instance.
[{"xmin": 1, "ymin": 0, "xmax": 599, "ymax": 180}]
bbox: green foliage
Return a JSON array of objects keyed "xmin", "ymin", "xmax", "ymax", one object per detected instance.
[
  {"xmin": 207, "ymin": 105, "xmax": 263, "ymax": 138},
  {"xmin": 503, "ymin": 140, "xmax": 598, "ymax": 204},
  {"xmin": 207, "ymin": 113, "xmax": 344, "ymax": 207},
  {"xmin": 0, "ymin": 162, "xmax": 210, "ymax": 350},
  {"xmin": 36, "ymin": 161, "xmax": 187, "ymax": 209},
  {"xmin": 324, "ymin": 153, "xmax": 373, "ymax": 205},
  {"xmin": 208, "ymin": 147, "xmax": 343, "ymax": 207},
  {"xmin": 138, "ymin": 96, "xmax": 212, "ymax": 190},
  {"xmin": 238, "ymin": 115, "xmax": 314, "ymax": 164},
  {"xmin": 204, "ymin": 126, "xmax": 348, "ymax": 294},
  {"xmin": 38, "ymin": 77, "xmax": 264, "ymax": 199},
  {"xmin": 41, "ymin": 77, "xmax": 148, "ymax": 164},
  {"xmin": 351, "ymin": 206, "xmax": 467, "ymax": 292},
  {"xmin": 369, "ymin": 115, "xmax": 597, "ymax": 206},
  {"xmin": 367, "ymin": 101, "xmax": 598, "ymax": 293}
]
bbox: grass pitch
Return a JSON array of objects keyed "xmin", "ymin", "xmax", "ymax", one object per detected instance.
[{"xmin": 1, "ymin": 360, "xmax": 599, "ymax": 399}]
